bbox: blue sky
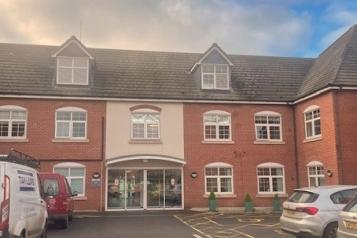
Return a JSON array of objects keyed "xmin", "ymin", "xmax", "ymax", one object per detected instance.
[{"xmin": 0, "ymin": 0, "xmax": 356, "ymax": 58}]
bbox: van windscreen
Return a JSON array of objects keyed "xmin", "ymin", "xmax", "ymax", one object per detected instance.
[{"xmin": 43, "ymin": 179, "xmax": 59, "ymax": 196}]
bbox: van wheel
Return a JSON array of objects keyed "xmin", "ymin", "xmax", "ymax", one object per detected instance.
[
  {"xmin": 60, "ymin": 216, "xmax": 69, "ymax": 229},
  {"xmin": 323, "ymin": 222, "xmax": 338, "ymax": 238},
  {"xmin": 40, "ymin": 221, "xmax": 48, "ymax": 238}
]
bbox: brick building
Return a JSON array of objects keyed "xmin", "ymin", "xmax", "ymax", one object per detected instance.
[{"xmin": 0, "ymin": 26, "xmax": 357, "ymax": 211}]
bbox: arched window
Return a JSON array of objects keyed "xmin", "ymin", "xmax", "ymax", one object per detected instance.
[
  {"xmin": 257, "ymin": 162, "xmax": 285, "ymax": 194},
  {"xmin": 304, "ymin": 105, "xmax": 321, "ymax": 139},
  {"xmin": 203, "ymin": 110, "xmax": 231, "ymax": 141},
  {"xmin": 205, "ymin": 162, "xmax": 233, "ymax": 194},
  {"xmin": 55, "ymin": 107, "xmax": 87, "ymax": 139},
  {"xmin": 131, "ymin": 108, "xmax": 160, "ymax": 140},
  {"xmin": 307, "ymin": 161, "xmax": 325, "ymax": 187},
  {"xmin": 54, "ymin": 162, "xmax": 85, "ymax": 196},
  {"xmin": 0, "ymin": 105, "xmax": 27, "ymax": 138},
  {"xmin": 254, "ymin": 111, "xmax": 282, "ymax": 141}
]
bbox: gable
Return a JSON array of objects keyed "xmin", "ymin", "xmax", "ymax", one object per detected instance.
[
  {"xmin": 56, "ymin": 41, "xmax": 90, "ymax": 58},
  {"xmin": 201, "ymin": 49, "xmax": 230, "ymax": 64},
  {"xmin": 190, "ymin": 43, "xmax": 233, "ymax": 72},
  {"xmin": 52, "ymin": 36, "xmax": 93, "ymax": 59}
]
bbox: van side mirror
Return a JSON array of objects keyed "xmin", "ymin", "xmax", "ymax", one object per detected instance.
[{"xmin": 72, "ymin": 191, "xmax": 78, "ymax": 197}]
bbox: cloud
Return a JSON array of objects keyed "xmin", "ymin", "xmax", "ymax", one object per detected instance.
[{"xmin": 0, "ymin": 0, "xmax": 312, "ymax": 56}]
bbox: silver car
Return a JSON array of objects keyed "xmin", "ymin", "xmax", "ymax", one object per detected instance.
[
  {"xmin": 280, "ymin": 185, "xmax": 357, "ymax": 238},
  {"xmin": 337, "ymin": 195, "xmax": 357, "ymax": 238}
]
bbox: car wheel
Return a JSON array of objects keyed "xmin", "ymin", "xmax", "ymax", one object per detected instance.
[
  {"xmin": 60, "ymin": 216, "xmax": 69, "ymax": 229},
  {"xmin": 323, "ymin": 222, "xmax": 338, "ymax": 238}
]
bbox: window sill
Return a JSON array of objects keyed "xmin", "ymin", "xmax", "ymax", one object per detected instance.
[
  {"xmin": 303, "ymin": 136, "xmax": 322, "ymax": 143},
  {"xmin": 203, "ymin": 194, "xmax": 237, "ymax": 198},
  {"xmin": 256, "ymin": 193, "xmax": 288, "ymax": 198},
  {"xmin": 72, "ymin": 196, "xmax": 87, "ymax": 201},
  {"xmin": 52, "ymin": 139, "xmax": 89, "ymax": 143},
  {"xmin": 129, "ymin": 139, "xmax": 162, "ymax": 144},
  {"xmin": 201, "ymin": 140, "xmax": 235, "ymax": 144},
  {"xmin": 254, "ymin": 140, "xmax": 285, "ymax": 145},
  {"xmin": 0, "ymin": 138, "xmax": 28, "ymax": 143}
]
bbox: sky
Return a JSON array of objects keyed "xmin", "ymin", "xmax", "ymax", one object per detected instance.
[{"xmin": 0, "ymin": 0, "xmax": 356, "ymax": 58}]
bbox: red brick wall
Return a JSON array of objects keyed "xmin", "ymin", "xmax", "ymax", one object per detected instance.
[
  {"xmin": 40, "ymin": 160, "xmax": 104, "ymax": 211},
  {"xmin": 294, "ymin": 92, "xmax": 339, "ymax": 187},
  {"xmin": 0, "ymin": 98, "xmax": 105, "ymax": 211},
  {"xmin": 184, "ymin": 103, "xmax": 297, "ymax": 208},
  {"xmin": 335, "ymin": 90, "xmax": 357, "ymax": 185}
]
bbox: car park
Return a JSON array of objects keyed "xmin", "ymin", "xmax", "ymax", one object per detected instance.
[
  {"xmin": 0, "ymin": 150, "xmax": 48, "ymax": 238},
  {"xmin": 39, "ymin": 172, "xmax": 76, "ymax": 229},
  {"xmin": 337, "ymin": 194, "xmax": 357, "ymax": 238},
  {"xmin": 280, "ymin": 185, "xmax": 357, "ymax": 238}
]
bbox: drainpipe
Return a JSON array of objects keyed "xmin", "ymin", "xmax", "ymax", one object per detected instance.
[
  {"xmin": 292, "ymin": 105, "xmax": 300, "ymax": 188},
  {"xmin": 100, "ymin": 116, "xmax": 106, "ymax": 212},
  {"xmin": 332, "ymin": 89, "xmax": 343, "ymax": 184}
]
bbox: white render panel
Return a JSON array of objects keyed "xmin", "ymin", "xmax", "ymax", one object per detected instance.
[{"xmin": 105, "ymin": 102, "xmax": 184, "ymax": 160}]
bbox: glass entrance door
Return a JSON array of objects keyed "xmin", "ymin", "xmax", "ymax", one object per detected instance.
[
  {"xmin": 147, "ymin": 170, "xmax": 164, "ymax": 208},
  {"xmin": 107, "ymin": 168, "xmax": 182, "ymax": 210},
  {"xmin": 125, "ymin": 170, "xmax": 144, "ymax": 209}
]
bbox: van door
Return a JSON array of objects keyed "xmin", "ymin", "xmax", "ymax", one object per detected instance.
[{"xmin": 15, "ymin": 168, "xmax": 45, "ymax": 237}]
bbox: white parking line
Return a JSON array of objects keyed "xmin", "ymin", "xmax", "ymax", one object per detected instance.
[{"xmin": 193, "ymin": 234, "xmax": 203, "ymax": 238}]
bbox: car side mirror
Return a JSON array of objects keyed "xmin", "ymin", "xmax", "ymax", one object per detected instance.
[{"xmin": 72, "ymin": 191, "xmax": 78, "ymax": 197}]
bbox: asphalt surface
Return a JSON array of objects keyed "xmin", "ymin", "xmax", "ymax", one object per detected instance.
[
  {"xmin": 47, "ymin": 211, "xmax": 295, "ymax": 238},
  {"xmin": 48, "ymin": 211, "xmax": 196, "ymax": 238}
]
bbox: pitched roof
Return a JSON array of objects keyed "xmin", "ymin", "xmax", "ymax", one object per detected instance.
[
  {"xmin": 297, "ymin": 25, "xmax": 357, "ymax": 98},
  {"xmin": 0, "ymin": 42, "xmax": 313, "ymax": 102}
]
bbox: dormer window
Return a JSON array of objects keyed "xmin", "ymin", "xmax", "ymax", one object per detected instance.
[
  {"xmin": 201, "ymin": 64, "xmax": 229, "ymax": 89},
  {"xmin": 57, "ymin": 57, "xmax": 89, "ymax": 85}
]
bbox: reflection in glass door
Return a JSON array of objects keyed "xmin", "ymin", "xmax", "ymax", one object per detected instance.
[
  {"xmin": 107, "ymin": 170, "xmax": 125, "ymax": 209},
  {"xmin": 165, "ymin": 170, "xmax": 182, "ymax": 208},
  {"xmin": 147, "ymin": 170, "xmax": 164, "ymax": 208},
  {"xmin": 126, "ymin": 170, "xmax": 144, "ymax": 209}
]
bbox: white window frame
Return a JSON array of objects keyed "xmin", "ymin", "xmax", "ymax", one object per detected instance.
[
  {"xmin": 53, "ymin": 162, "xmax": 86, "ymax": 197},
  {"xmin": 307, "ymin": 161, "xmax": 325, "ymax": 187},
  {"xmin": 0, "ymin": 105, "xmax": 27, "ymax": 139},
  {"xmin": 254, "ymin": 111, "xmax": 282, "ymax": 141},
  {"xmin": 304, "ymin": 105, "xmax": 321, "ymax": 139},
  {"xmin": 257, "ymin": 162, "xmax": 285, "ymax": 194},
  {"xmin": 204, "ymin": 162, "xmax": 233, "ymax": 195},
  {"xmin": 203, "ymin": 110, "xmax": 232, "ymax": 141},
  {"xmin": 55, "ymin": 107, "xmax": 87, "ymax": 139},
  {"xmin": 201, "ymin": 64, "xmax": 229, "ymax": 90},
  {"xmin": 56, "ymin": 56, "xmax": 89, "ymax": 85},
  {"xmin": 131, "ymin": 109, "xmax": 160, "ymax": 140}
]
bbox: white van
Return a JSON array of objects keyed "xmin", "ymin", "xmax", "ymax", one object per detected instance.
[{"xmin": 0, "ymin": 150, "xmax": 47, "ymax": 238}]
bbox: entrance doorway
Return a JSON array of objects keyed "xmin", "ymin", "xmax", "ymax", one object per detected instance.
[{"xmin": 106, "ymin": 168, "xmax": 183, "ymax": 210}]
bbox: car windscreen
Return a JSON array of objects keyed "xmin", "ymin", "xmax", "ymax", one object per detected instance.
[
  {"xmin": 43, "ymin": 179, "xmax": 59, "ymax": 196},
  {"xmin": 343, "ymin": 196, "xmax": 357, "ymax": 213},
  {"xmin": 288, "ymin": 191, "xmax": 319, "ymax": 203}
]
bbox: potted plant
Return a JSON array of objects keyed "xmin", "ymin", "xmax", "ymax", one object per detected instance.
[
  {"xmin": 244, "ymin": 193, "xmax": 254, "ymax": 212},
  {"xmin": 272, "ymin": 194, "xmax": 282, "ymax": 212},
  {"xmin": 208, "ymin": 191, "xmax": 217, "ymax": 212}
]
